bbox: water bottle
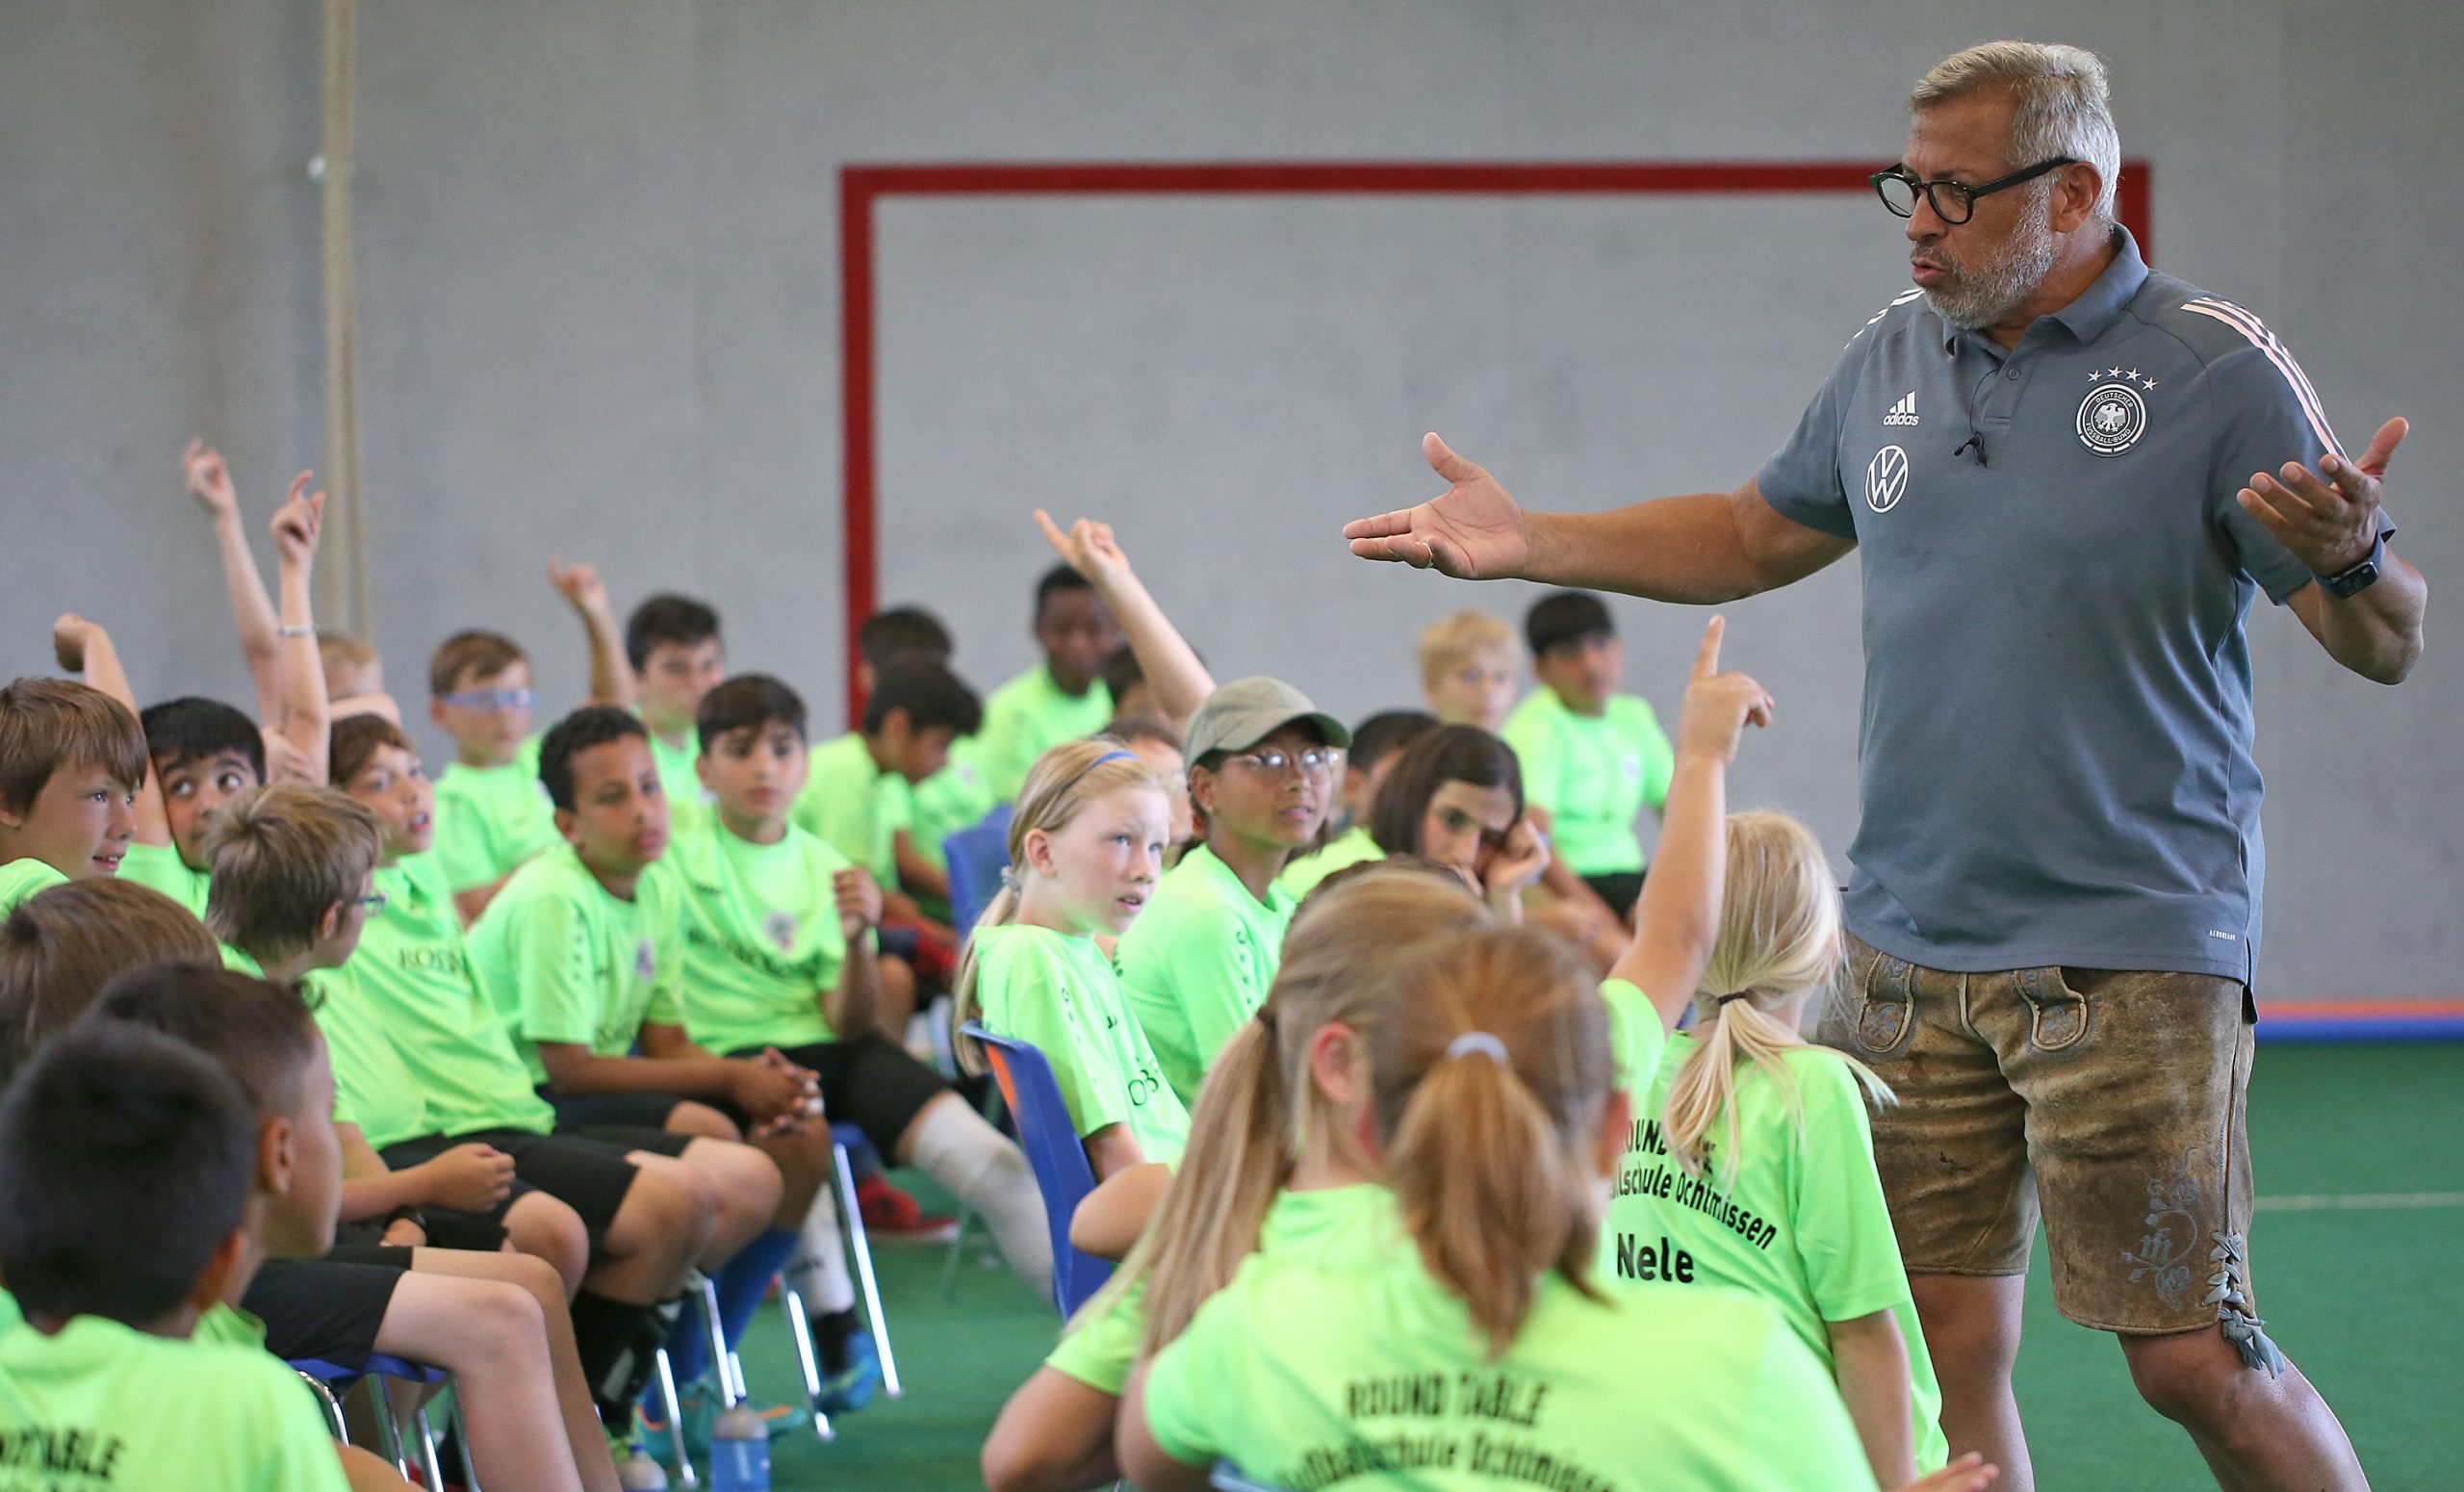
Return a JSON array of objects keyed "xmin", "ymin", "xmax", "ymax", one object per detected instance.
[{"xmin": 709, "ymin": 1403, "xmax": 770, "ymax": 1492}]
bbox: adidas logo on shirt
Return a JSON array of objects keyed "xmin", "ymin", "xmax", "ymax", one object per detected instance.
[{"xmin": 1883, "ymin": 391, "xmax": 1920, "ymax": 426}]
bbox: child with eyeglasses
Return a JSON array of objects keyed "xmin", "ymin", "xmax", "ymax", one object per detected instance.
[
  {"xmin": 1115, "ymin": 679, "xmax": 1348, "ymax": 1107},
  {"xmin": 425, "ymin": 559, "xmax": 633, "ymax": 922}
]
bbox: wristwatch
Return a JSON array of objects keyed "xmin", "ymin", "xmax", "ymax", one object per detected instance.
[{"xmin": 2318, "ymin": 530, "xmax": 2388, "ymax": 600}]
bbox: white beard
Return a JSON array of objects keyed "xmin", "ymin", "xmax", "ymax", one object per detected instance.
[{"xmin": 1922, "ymin": 190, "xmax": 2061, "ymax": 330}]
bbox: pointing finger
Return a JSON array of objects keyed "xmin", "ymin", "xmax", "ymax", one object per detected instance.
[
  {"xmin": 1033, "ymin": 508, "xmax": 1068, "ymax": 552},
  {"xmin": 1692, "ymin": 615, "xmax": 1727, "ymax": 680}
]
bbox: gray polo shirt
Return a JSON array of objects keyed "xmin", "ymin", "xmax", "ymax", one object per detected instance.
[{"xmin": 1758, "ymin": 228, "xmax": 2386, "ymax": 981}]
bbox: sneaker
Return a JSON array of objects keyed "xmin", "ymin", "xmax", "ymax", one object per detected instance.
[
  {"xmin": 614, "ymin": 1440, "xmax": 669, "ymax": 1491},
  {"xmin": 857, "ymin": 1174, "xmax": 959, "ymax": 1244},
  {"xmin": 814, "ymin": 1331, "xmax": 883, "ymax": 1416},
  {"xmin": 649, "ymin": 1376, "xmax": 800, "ymax": 1459}
]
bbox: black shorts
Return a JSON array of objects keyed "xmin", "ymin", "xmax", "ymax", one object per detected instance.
[
  {"xmin": 1581, "ymin": 871, "xmax": 1646, "ymax": 920},
  {"xmin": 734, "ymin": 1030, "xmax": 946, "ymax": 1158},
  {"xmin": 380, "ymin": 1128, "xmax": 653, "ymax": 1254},
  {"xmin": 243, "ymin": 1258, "xmax": 404, "ymax": 1370},
  {"xmin": 545, "ymin": 1088, "xmax": 692, "ymax": 1132},
  {"xmin": 560, "ymin": 1121, "xmax": 694, "ymax": 1160}
]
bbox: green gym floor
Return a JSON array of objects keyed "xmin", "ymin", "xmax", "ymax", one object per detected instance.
[{"xmin": 732, "ymin": 1043, "xmax": 2462, "ymax": 1490}]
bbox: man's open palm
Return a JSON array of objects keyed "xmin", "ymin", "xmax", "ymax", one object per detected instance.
[{"xmin": 1345, "ymin": 432, "xmax": 1528, "ymax": 579}]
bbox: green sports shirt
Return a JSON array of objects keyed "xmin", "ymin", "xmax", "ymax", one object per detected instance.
[
  {"xmin": 221, "ymin": 945, "xmax": 429, "ymax": 1147},
  {"xmin": 344, "ymin": 853, "xmax": 553, "ymax": 1139},
  {"xmin": 1144, "ymin": 1227, "xmax": 1879, "ymax": 1492},
  {"xmin": 1502, "ymin": 688, "xmax": 1673, "ymax": 877},
  {"xmin": 0, "ymin": 859, "xmax": 67, "ymax": 916},
  {"xmin": 1115, "ymin": 845, "xmax": 1296, "ymax": 1106},
  {"xmin": 970, "ymin": 924, "xmax": 1188, "ymax": 1165},
  {"xmin": 0, "ymin": 1311, "xmax": 349, "ymax": 1492},
  {"xmin": 1605, "ymin": 1029, "xmax": 1948, "ymax": 1472},
  {"xmin": 429, "ymin": 734, "xmax": 558, "ymax": 894},
  {"xmin": 468, "ymin": 845, "xmax": 684, "ymax": 1086},
  {"xmin": 665, "ymin": 814, "xmax": 855, "ymax": 1053},
  {"xmin": 978, "ymin": 667, "xmax": 1113, "ymax": 803},
  {"xmin": 117, "ymin": 840, "xmax": 210, "ymax": 920},
  {"xmin": 1047, "ymin": 1183, "xmax": 1397, "ymax": 1397},
  {"xmin": 790, "ymin": 732, "xmax": 911, "ymax": 887},
  {"xmin": 907, "ymin": 738, "xmax": 997, "ymax": 877},
  {"xmin": 1274, "ymin": 824, "xmax": 1384, "ymax": 900},
  {"xmin": 643, "ymin": 721, "xmax": 706, "ymax": 825}
]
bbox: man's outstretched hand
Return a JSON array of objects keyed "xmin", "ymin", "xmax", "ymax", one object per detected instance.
[{"xmin": 1344, "ymin": 433, "xmax": 1530, "ymax": 579}]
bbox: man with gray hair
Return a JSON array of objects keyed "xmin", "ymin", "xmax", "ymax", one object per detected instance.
[{"xmin": 1348, "ymin": 39, "xmax": 2416, "ymax": 1492}]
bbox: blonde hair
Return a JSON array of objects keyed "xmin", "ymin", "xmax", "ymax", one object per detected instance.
[
  {"xmin": 1662, "ymin": 810, "xmax": 1889, "ymax": 1182},
  {"xmin": 1374, "ymin": 925, "xmax": 1612, "ymax": 1358},
  {"xmin": 0, "ymin": 678, "xmax": 147, "ymax": 813},
  {"xmin": 1416, "ymin": 609, "xmax": 1516, "ymax": 688},
  {"xmin": 952, "ymin": 737, "xmax": 1168, "ymax": 1071},
  {"xmin": 1911, "ymin": 41, "xmax": 2119, "ymax": 223},
  {"xmin": 203, "ymin": 785, "xmax": 384, "ymax": 962},
  {"xmin": 317, "ymin": 631, "xmax": 379, "ymax": 671},
  {"xmin": 1126, "ymin": 864, "xmax": 1491, "ymax": 1353}
]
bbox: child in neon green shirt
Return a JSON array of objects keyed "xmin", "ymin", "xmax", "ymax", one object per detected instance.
[
  {"xmin": 1122, "ymin": 913, "xmax": 1885, "ymax": 1492},
  {"xmin": 983, "ymin": 862, "xmax": 1499, "ymax": 1492},
  {"xmin": 790, "ymin": 657, "xmax": 982, "ymax": 919},
  {"xmin": 668, "ymin": 674, "xmax": 1055, "ymax": 1299},
  {"xmin": 977, "ymin": 565, "xmax": 1120, "ymax": 802},
  {"xmin": 1116, "ymin": 678, "xmax": 1348, "ymax": 1105},
  {"xmin": 0, "ymin": 672, "xmax": 145, "ymax": 902},
  {"xmin": 425, "ymin": 558, "xmax": 632, "ymax": 920},
  {"xmin": 1502, "ymin": 589, "xmax": 1674, "ymax": 909},
  {"xmin": 624, "ymin": 591, "xmax": 728, "ymax": 818},
  {"xmin": 0, "ymin": 1023, "xmax": 349, "ymax": 1492},
  {"xmin": 954, "ymin": 739, "xmax": 1189, "ymax": 1177}
]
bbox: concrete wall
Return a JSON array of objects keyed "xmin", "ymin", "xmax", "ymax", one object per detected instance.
[{"xmin": 3, "ymin": 0, "xmax": 2454, "ymax": 996}]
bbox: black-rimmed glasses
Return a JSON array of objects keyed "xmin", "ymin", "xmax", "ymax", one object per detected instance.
[{"xmin": 1871, "ymin": 157, "xmax": 2078, "ymax": 224}]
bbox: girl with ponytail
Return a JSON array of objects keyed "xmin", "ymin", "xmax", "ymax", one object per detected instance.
[
  {"xmin": 1599, "ymin": 617, "xmax": 1950, "ymax": 1487},
  {"xmin": 953, "ymin": 736, "xmax": 1188, "ymax": 1181},
  {"xmin": 981, "ymin": 861, "xmax": 1490, "ymax": 1492},
  {"xmin": 1122, "ymin": 919, "xmax": 1959, "ymax": 1492}
]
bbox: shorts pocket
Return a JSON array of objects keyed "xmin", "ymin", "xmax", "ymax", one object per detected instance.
[
  {"xmin": 1847, "ymin": 948, "xmax": 1916, "ymax": 1056},
  {"xmin": 2015, "ymin": 965, "xmax": 2091, "ymax": 1052}
]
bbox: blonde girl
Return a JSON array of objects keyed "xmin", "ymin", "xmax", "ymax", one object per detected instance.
[
  {"xmin": 1599, "ymin": 617, "xmax": 1949, "ymax": 1486},
  {"xmin": 980, "ymin": 861, "xmax": 1490, "ymax": 1492},
  {"xmin": 1122, "ymin": 924, "xmax": 1915, "ymax": 1492},
  {"xmin": 956, "ymin": 737, "xmax": 1187, "ymax": 1180}
]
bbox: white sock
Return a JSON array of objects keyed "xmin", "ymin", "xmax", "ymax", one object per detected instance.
[
  {"xmin": 904, "ymin": 1095, "xmax": 1053, "ymax": 1298},
  {"xmin": 786, "ymin": 1197, "xmax": 857, "ymax": 1315}
]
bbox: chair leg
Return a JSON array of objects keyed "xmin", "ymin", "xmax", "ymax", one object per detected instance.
[
  {"xmin": 690, "ymin": 1271, "xmax": 739, "ymax": 1406},
  {"xmin": 652, "ymin": 1348, "xmax": 699, "ymax": 1488},
  {"xmin": 832, "ymin": 1139, "xmax": 902, "ymax": 1399},
  {"xmin": 774, "ymin": 1280, "xmax": 835, "ymax": 1443},
  {"xmin": 369, "ymin": 1374, "xmax": 410, "ymax": 1476},
  {"xmin": 413, "ymin": 1402, "xmax": 447, "ymax": 1492},
  {"xmin": 295, "ymin": 1372, "xmax": 349, "ymax": 1441},
  {"xmin": 451, "ymin": 1390, "xmax": 484, "ymax": 1492}
]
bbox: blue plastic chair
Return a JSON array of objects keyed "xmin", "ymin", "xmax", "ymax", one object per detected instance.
[
  {"xmin": 942, "ymin": 804, "xmax": 1015, "ymax": 937},
  {"xmin": 292, "ymin": 1353, "xmax": 466, "ymax": 1488},
  {"xmin": 959, "ymin": 1023, "xmax": 1113, "ymax": 1317}
]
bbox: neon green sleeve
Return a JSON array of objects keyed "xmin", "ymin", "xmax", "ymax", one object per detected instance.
[
  {"xmin": 1045, "ymin": 1281, "xmax": 1146, "ymax": 1395},
  {"xmin": 427, "ymin": 776, "xmax": 500, "ymax": 893},
  {"xmin": 1741, "ymin": 1314, "xmax": 1881, "ymax": 1491},
  {"xmin": 1169, "ymin": 907, "xmax": 1271, "ymax": 1089},
  {"xmin": 509, "ymin": 887, "xmax": 599, "ymax": 1047},
  {"xmin": 1140, "ymin": 1283, "xmax": 1236, "ymax": 1466},
  {"xmin": 982, "ymin": 935, "xmax": 1131, "ymax": 1140},
  {"xmin": 1598, "ymin": 978, "xmax": 1668, "ymax": 1093},
  {"xmin": 1788, "ymin": 1057, "xmax": 1911, "ymax": 1325}
]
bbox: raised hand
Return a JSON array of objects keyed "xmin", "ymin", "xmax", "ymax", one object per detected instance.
[
  {"xmin": 1673, "ymin": 616, "xmax": 1775, "ymax": 764},
  {"xmin": 547, "ymin": 556, "xmax": 610, "ymax": 614},
  {"xmin": 271, "ymin": 471, "xmax": 325, "ymax": 566},
  {"xmin": 832, "ymin": 866, "xmax": 884, "ymax": 939},
  {"xmin": 182, "ymin": 439, "xmax": 239, "ymax": 519},
  {"xmin": 1034, "ymin": 509, "xmax": 1132, "ymax": 590},
  {"xmin": 2238, "ymin": 416, "xmax": 2404, "ymax": 577},
  {"xmin": 1344, "ymin": 433, "xmax": 1530, "ymax": 579},
  {"xmin": 51, "ymin": 613, "xmax": 93, "ymax": 674}
]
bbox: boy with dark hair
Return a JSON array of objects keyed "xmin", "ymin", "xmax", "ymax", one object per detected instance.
[
  {"xmin": 854, "ymin": 606, "xmax": 953, "ymax": 687},
  {"xmin": 1502, "ymin": 589, "xmax": 1675, "ymax": 913},
  {"xmin": 328, "ymin": 712, "xmax": 737, "ymax": 1429},
  {"xmin": 856, "ymin": 606, "xmax": 997, "ymax": 934},
  {"xmin": 0, "ymin": 1021, "xmax": 350, "ymax": 1491},
  {"xmin": 473, "ymin": 704, "xmax": 885, "ymax": 1419},
  {"xmin": 975, "ymin": 564, "xmax": 1120, "ymax": 802},
  {"xmin": 1276, "ymin": 708, "xmax": 1438, "ymax": 897},
  {"xmin": 672, "ymin": 674, "xmax": 1054, "ymax": 1294},
  {"xmin": 0, "ymin": 674, "xmax": 143, "ymax": 913},
  {"xmin": 426, "ymin": 558, "xmax": 632, "ymax": 920},
  {"xmin": 623, "ymin": 592, "xmax": 725, "ymax": 812},
  {"xmin": 118, "ymin": 697, "xmax": 270, "ymax": 918},
  {"xmin": 792, "ymin": 658, "xmax": 983, "ymax": 907}
]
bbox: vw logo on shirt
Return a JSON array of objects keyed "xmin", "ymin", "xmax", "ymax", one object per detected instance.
[{"xmin": 1865, "ymin": 444, "xmax": 1910, "ymax": 512}]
